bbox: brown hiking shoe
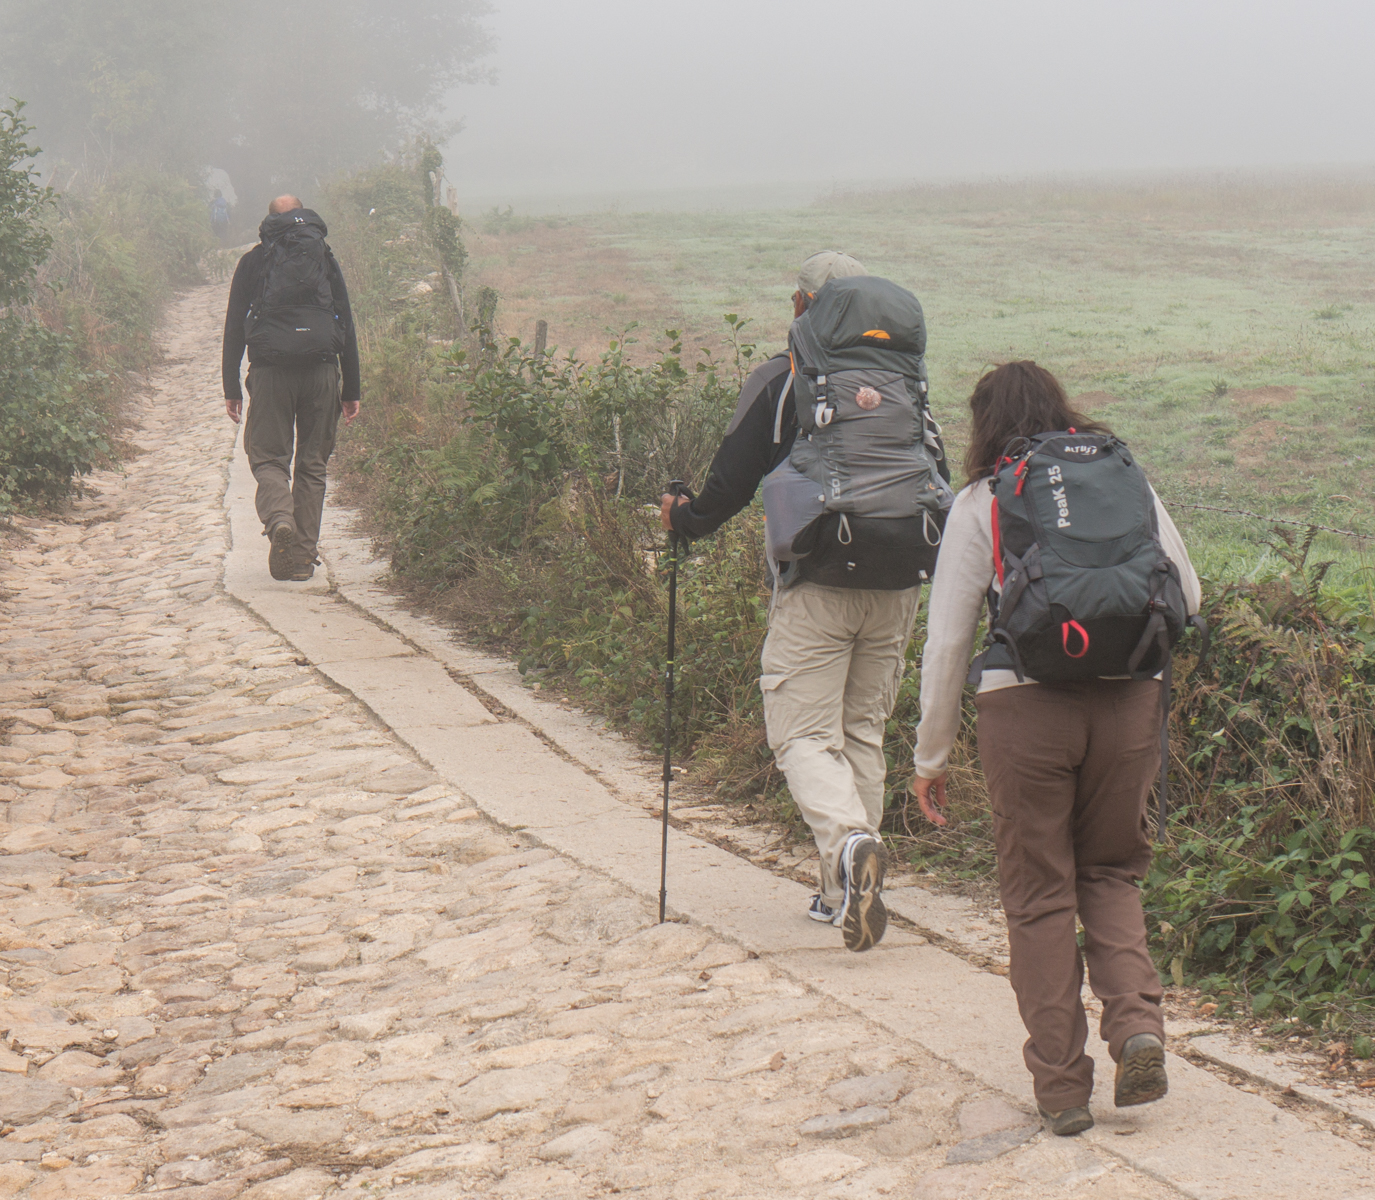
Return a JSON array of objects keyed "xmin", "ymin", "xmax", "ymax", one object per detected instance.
[
  {"xmin": 289, "ymin": 563, "xmax": 315, "ymax": 582},
  {"xmin": 268, "ymin": 524, "xmax": 295, "ymax": 581},
  {"xmin": 1115, "ymin": 1033, "xmax": 1168, "ymax": 1107},
  {"xmin": 1038, "ymin": 1105, "xmax": 1094, "ymax": 1136}
]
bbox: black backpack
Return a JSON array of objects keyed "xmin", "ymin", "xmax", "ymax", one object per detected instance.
[
  {"xmin": 244, "ymin": 209, "xmax": 346, "ymax": 365},
  {"xmin": 977, "ymin": 430, "xmax": 1208, "ymax": 832},
  {"xmin": 981, "ymin": 430, "xmax": 1191, "ymax": 680}
]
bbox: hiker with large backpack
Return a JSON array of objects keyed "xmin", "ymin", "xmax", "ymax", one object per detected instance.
[
  {"xmin": 911, "ymin": 361, "xmax": 1203, "ymax": 1136},
  {"xmin": 222, "ymin": 195, "xmax": 361, "ymax": 582},
  {"xmin": 662, "ymin": 251, "xmax": 952, "ymax": 952}
]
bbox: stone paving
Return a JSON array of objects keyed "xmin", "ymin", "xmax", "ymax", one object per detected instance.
[{"xmin": 0, "ymin": 286, "xmax": 1191, "ymax": 1199}]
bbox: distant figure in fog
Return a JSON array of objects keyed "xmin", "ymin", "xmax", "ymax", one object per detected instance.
[
  {"xmin": 221, "ymin": 194, "xmax": 361, "ymax": 582},
  {"xmin": 210, "ymin": 190, "xmax": 231, "ymax": 242}
]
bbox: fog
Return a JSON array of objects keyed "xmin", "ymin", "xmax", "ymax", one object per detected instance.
[{"xmin": 447, "ymin": 0, "xmax": 1375, "ymax": 207}]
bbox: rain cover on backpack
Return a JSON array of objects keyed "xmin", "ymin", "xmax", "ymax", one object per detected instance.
[
  {"xmin": 983, "ymin": 431, "xmax": 1188, "ymax": 681},
  {"xmin": 760, "ymin": 276, "xmax": 952, "ymax": 579},
  {"xmin": 244, "ymin": 209, "xmax": 346, "ymax": 365}
]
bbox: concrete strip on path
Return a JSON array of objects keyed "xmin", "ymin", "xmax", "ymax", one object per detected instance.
[{"xmin": 223, "ymin": 429, "xmax": 1375, "ymax": 1198}]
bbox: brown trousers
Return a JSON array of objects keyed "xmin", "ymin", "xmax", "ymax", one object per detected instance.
[
  {"xmin": 976, "ymin": 679, "xmax": 1164, "ymax": 1110},
  {"xmin": 244, "ymin": 362, "xmax": 341, "ymax": 568}
]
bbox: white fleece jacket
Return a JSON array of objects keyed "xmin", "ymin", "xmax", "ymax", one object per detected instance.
[{"xmin": 912, "ymin": 480, "xmax": 1202, "ymax": 780}]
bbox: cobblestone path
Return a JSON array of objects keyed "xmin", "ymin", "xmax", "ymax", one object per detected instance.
[{"xmin": 0, "ymin": 287, "xmax": 1183, "ymax": 1199}]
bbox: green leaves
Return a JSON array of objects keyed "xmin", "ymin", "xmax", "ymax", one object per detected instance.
[
  {"xmin": 0, "ymin": 103, "xmax": 53, "ymax": 306},
  {"xmin": 1150, "ymin": 817, "xmax": 1375, "ymax": 1023}
]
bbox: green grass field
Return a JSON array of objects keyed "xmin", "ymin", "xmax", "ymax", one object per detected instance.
[{"xmin": 465, "ymin": 173, "xmax": 1375, "ymax": 588}]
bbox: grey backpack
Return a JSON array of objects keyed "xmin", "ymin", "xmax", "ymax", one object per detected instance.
[{"xmin": 761, "ymin": 276, "xmax": 952, "ymax": 583}]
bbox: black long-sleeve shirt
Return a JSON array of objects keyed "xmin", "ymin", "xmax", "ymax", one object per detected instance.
[
  {"xmin": 669, "ymin": 353, "xmax": 933, "ymax": 590},
  {"xmin": 221, "ymin": 245, "xmax": 361, "ymax": 406}
]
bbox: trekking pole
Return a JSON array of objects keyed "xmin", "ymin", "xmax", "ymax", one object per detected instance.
[{"xmin": 660, "ymin": 480, "xmax": 690, "ymax": 923}]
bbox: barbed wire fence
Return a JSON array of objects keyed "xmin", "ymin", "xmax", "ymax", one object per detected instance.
[{"xmin": 1160, "ymin": 496, "xmax": 1375, "ymax": 547}]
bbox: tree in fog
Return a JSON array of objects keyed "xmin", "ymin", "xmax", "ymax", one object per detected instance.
[{"xmin": 0, "ymin": 0, "xmax": 491, "ymax": 210}]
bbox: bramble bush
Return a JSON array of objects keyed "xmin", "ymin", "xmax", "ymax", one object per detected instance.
[
  {"xmin": 0, "ymin": 102, "xmax": 213, "ymax": 514},
  {"xmin": 327, "ymin": 162, "xmax": 1375, "ymax": 1032}
]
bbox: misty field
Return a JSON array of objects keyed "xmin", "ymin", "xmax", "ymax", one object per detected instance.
[{"xmin": 466, "ymin": 175, "xmax": 1375, "ymax": 585}]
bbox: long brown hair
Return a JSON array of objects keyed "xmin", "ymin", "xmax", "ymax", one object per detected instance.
[{"xmin": 962, "ymin": 361, "xmax": 1110, "ymax": 481}]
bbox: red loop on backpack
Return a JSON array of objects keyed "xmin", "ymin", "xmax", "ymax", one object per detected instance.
[
  {"xmin": 1062, "ymin": 621, "xmax": 1089, "ymax": 658},
  {"xmin": 1014, "ymin": 460, "xmax": 1027, "ymax": 496},
  {"xmin": 991, "ymin": 497, "xmax": 1004, "ymax": 586}
]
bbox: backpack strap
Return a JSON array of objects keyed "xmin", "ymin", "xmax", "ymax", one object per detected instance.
[
  {"xmin": 1157, "ymin": 655, "xmax": 1172, "ymax": 841},
  {"xmin": 996, "ymin": 544, "xmax": 1041, "ymax": 622},
  {"xmin": 773, "ymin": 373, "xmax": 794, "ymax": 445}
]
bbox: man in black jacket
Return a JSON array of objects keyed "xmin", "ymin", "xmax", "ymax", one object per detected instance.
[
  {"xmin": 661, "ymin": 252, "xmax": 940, "ymax": 953},
  {"xmin": 222, "ymin": 194, "xmax": 361, "ymax": 582}
]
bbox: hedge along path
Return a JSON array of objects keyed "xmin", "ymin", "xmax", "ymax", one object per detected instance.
[{"xmin": 0, "ymin": 282, "xmax": 1353, "ymax": 1200}]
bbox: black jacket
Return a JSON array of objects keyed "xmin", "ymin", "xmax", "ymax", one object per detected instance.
[
  {"xmin": 221, "ymin": 236, "xmax": 361, "ymax": 406},
  {"xmin": 669, "ymin": 354, "xmax": 935, "ymax": 590}
]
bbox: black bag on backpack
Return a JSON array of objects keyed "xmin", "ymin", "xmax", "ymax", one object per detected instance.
[
  {"xmin": 244, "ymin": 209, "xmax": 346, "ymax": 366},
  {"xmin": 982, "ymin": 431, "xmax": 1191, "ymax": 682}
]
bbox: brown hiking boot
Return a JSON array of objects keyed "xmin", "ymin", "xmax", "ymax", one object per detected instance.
[
  {"xmin": 1038, "ymin": 1104, "xmax": 1094, "ymax": 1136},
  {"xmin": 289, "ymin": 563, "xmax": 315, "ymax": 582},
  {"xmin": 1115, "ymin": 1032, "xmax": 1168, "ymax": 1107},
  {"xmin": 268, "ymin": 524, "xmax": 295, "ymax": 581}
]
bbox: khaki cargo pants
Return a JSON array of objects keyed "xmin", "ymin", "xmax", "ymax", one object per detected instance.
[
  {"xmin": 244, "ymin": 362, "xmax": 341, "ymax": 570},
  {"xmin": 761, "ymin": 582, "xmax": 921, "ymax": 906}
]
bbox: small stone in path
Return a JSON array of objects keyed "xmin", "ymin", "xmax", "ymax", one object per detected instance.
[
  {"xmin": 914, "ymin": 1165, "xmax": 995, "ymax": 1200},
  {"xmin": 773, "ymin": 1148, "xmax": 866, "ymax": 1186},
  {"xmin": 957, "ymin": 1095, "xmax": 1035, "ymax": 1139},
  {"xmin": 387, "ymin": 1143, "xmax": 501, "ymax": 1181},
  {"xmin": 240, "ymin": 1167, "xmax": 335, "ymax": 1200},
  {"xmin": 0, "ymin": 1077, "xmax": 70, "ymax": 1124},
  {"xmin": 799, "ymin": 1105, "xmax": 891, "ymax": 1139},
  {"xmin": 945, "ymin": 1123, "xmax": 1040, "ymax": 1164},
  {"xmin": 337, "ymin": 1007, "xmax": 398, "ymax": 1040},
  {"xmin": 871, "ymin": 1123, "xmax": 937, "ymax": 1157},
  {"xmin": 537, "ymin": 1124, "xmax": 615, "ymax": 1163},
  {"xmin": 826, "ymin": 1070, "xmax": 908, "ymax": 1109}
]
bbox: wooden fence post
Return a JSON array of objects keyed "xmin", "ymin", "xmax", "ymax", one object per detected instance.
[{"xmin": 534, "ymin": 320, "xmax": 548, "ymax": 359}]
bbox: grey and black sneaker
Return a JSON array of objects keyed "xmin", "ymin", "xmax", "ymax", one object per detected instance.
[
  {"xmin": 268, "ymin": 523, "xmax": 295, "ymax": 581},
  {"xmin": 1038, "ymin": 1104, "xmax": 1094, "ymax": 1136},
  {"xmin": 1114, "ymin": 1032, "xmax": 1168, "ymax": 1107},
  {"xmin": 289, "ymin": 563, "xmax": 315, "ymax": 582},
  {"xmin": 807, "ymin": 894, "xmax": 839, "ymax": 924},
  {"xmin": 838, "ymin": 830, "xmax": 888, "ymax": 952}
]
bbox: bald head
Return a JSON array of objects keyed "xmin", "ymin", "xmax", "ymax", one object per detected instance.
[{"xmin": 268, "ymin": 194, "xmax": 303, "ymax": 215}]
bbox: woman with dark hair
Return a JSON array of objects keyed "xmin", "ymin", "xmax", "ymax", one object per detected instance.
[{"xmin": 911, "ymin": 361, "xmax": 1200, "ymax": 1136}]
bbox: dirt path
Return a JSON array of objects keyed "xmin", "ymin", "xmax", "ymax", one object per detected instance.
[{"xmin": 0, "ymin": 284, "xmax": 1367, "ymax": 1200}]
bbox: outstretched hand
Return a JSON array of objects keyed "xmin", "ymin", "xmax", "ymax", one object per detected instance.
[
  {"xmin": 911, "ymin": 772, "xmax": 949, "ymax": 827},
  {"xmin": 659, "ymin": 492, "xmax": 689, "ymax": 531}
]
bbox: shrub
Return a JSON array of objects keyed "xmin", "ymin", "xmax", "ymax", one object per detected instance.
[{"xmin": 0, "ymin": 100, "xmax": 215, "ymax": 513}]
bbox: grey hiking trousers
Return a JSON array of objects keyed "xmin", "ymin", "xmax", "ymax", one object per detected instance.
[
  {"xmin": 243, "ymin": 362, "xmax": 341, "ymax": 569},
  {"xmin": 760, "ymin": 582, "xmax": 922, "ymax": 906}
]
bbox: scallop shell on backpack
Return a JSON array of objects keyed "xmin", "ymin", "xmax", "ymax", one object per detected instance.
[{"xmin": 855, "ymin": 386, "xmax": 882, "ymax": 410}]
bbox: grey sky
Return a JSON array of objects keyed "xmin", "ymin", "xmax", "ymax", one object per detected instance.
[{"xmin": 445, "ymin": 0, "xmax": 1375, "ymax": 201}]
